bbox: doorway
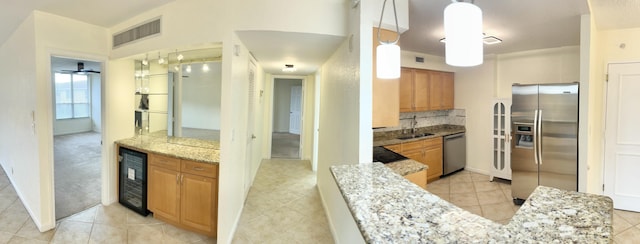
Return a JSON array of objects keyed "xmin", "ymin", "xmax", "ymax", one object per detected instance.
[
  {"xmin": 271, "ymin": 78, "xmax": 303, "ymax": 159},
  {"xmin": 604, "ymin": 62, "xmax": 640, "ymax": 212},
  {"xmin": 51, "ymin": 56, "xmax": 103, "ymax": 219}
]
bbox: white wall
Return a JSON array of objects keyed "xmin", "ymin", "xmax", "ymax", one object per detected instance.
[
  {"xmin": 217, "ymin": 33, "xmax": 252, "ymax": 244},
  {"xmin": 453, "ymin": 56, "xmax": 497, "ymax": 175},
  {"xmin": 182, "ymin": 62, "xmax": 222, "ymax": 130},
  {"xmin": 91, "ymin": 74, "xmax": 102, "ymax": 132},
  {"xmin": 0, "ymin": 10, "xmax": 110, "ymax": 232},
  {"xmin": 302, "ymin": 75, "xmax": 316, "ymax": 161},
  {"xmin": 0, "ymin": 12, "xmax": 40, "ymax": 229},
  {"xmin": 316, "ymin": 1, "xmax": 376, "ymax": 243},
  {"xmin": 272, "ymin": 79, "xmax": 302, "ymax": 132},
  {"xmin": 586, "ymin": 26, "xmax": 640, "ymax": 193},
  {"xmin": 34, "ymin": 11, "xmax": 110, "ymax": 231},
  {"xmin": 496, "ymin": 46, "xmax": 581, "ymax": 97},
  {"xmin": 54, "ymin": 118, "xmax": 93, "ymax": 135}
]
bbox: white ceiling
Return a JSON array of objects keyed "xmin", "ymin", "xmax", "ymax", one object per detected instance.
[
  {"xmin": 2, "ymin": 0, "xmax": 640, "ymax": 77},
  {"xmin": 589, "ymin": 0, "xmax": 640, "ymax": 30},
  {"xmin": 0, "ymin": 0, "xmax": 175, "ymax": 46},
  {"xmin": 400, "ymin": 0, "xmax": 590, "ymax": 56},
  {"xmin": 236, "ymin": 31, "xmax": 345, "ymax": 76}
]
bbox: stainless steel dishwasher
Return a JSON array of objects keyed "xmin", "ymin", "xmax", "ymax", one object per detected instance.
[{"xmin": 443, "ymin": 132, "xmax": 466, "ymax": 175}]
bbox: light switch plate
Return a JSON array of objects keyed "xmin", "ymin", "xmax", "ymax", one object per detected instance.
[{"xmin": 128, "ymin": 168, "xmax": 135, "ymax": 180}]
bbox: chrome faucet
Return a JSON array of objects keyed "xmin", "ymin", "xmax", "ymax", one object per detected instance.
[{"xmin": 411, "ymin": 115, "xmax": 418, "ymax": 134}]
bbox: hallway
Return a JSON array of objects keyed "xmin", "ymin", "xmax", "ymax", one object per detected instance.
[{"xmin": 232, "ymin": 159, "xmax": 333, "ymax": 243}]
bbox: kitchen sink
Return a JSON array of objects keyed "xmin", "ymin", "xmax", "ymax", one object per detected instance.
[{"xmin": 396, "ymin": 132, "xmax": 434, "ymax": 140}]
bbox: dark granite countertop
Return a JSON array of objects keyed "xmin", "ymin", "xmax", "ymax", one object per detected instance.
[
  {"xmin": 330, "ymin": 162, "xmax": 612, "ymax": 243},
  {"xmin": 373, "ymin": 124, "xmax": 465, "ymax": 147}
]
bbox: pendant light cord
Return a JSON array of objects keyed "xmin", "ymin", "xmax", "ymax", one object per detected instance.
[{"xmin": 377, "ymin": 0, "xmax": 400, "ymax": 45}]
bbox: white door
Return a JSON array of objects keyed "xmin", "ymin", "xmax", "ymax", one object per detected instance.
[
  {"xmin": 245, "ymin": 60, "xmax": 257, "ymax": 195},
  {"xmin": 289, "ymin": 86, "xmax": 302, "ymax": 135},
  {"xmin": 604, "ymin": 62, "xmax": 640, "ymax": 212}
]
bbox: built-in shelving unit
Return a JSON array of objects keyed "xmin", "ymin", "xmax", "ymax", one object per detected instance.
[
  {"xmin": 134, "ymin": 60, "xmax": 169, "ymax": 135},
  {"xmin": 491, "ymin": 98, "xmax": 512, "ymax": 181}
]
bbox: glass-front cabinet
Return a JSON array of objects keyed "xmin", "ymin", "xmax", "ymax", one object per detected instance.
[{"xmin": 491, "ymin": 98, "xmax": 512, "ymax": 181}]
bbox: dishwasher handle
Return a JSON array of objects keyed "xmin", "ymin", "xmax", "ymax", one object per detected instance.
[{"xmin": 444, "ymin": 133, "xmax": 465, "ymax": 140}]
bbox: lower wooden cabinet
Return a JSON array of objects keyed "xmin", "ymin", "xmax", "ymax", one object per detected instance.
[
  {"xmin": 404, "ymin": 170, "xmax": 427, "ymax": 189},
  {"xmin": 384, "ymin": 137, "xmax": 443, "ymax": 182},
  {"xmin": 148, "ymin": 153, "xmax": 218, "ymax": 237}
]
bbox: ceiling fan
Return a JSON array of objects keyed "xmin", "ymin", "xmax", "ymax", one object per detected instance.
[{"xmin": 61, "ymin": 62, "xmax": 101, "ymax": 74}]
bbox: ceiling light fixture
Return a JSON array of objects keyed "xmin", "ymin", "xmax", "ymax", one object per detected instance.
[
  {"xmin": 444, "ymin": 0, "xmax": 483, "ymax": 67},
  {"xmin": 158, "ymin": 52, "xmax": 165, "ymax": 64},
  {"xmin": 376, "ymin": 0, "xmax": 401, "ymax": 79},
  {"xmin": 282, "ymin": 64, "xmax": 296, "ymax": 72},
  {"xmin": 482, "ymin": 35, "xmax": 502, "ymax": 45},
  {"xmin": 142, "ymin": 54, "xmax": 149, "ymax": 66},
  {"xmin": 440, "ymin": 33, "xmax": 503, "ymax": 45},
  {"xmin": 202, "ymin": 61, "xmax": 210, "ymax": 72}
]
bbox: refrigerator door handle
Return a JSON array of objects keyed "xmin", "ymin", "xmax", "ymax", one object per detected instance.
[
  {"xmin": 533, "ymin": 109, "xmax": 539, "ymax": 165},
  {"xmin": 538, "ymin": 110, "xmax": 543, "ymax": 165}
]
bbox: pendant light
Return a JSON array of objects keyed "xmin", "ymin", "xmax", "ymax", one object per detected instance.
[
  {"xmin": 376, "ymin": 0, "xmax": 401, "ymax": 79},
  {"xmin": 444, "ymin": 0, "xmax": 483, "ymax": 67}
]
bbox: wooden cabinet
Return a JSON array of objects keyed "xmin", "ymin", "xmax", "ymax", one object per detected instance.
[
  {"xmin": 400, "ymin": 68, "xmax": 430, "ymax": 112},
  {"xmin": 384, "ymin": 136, "xmax": 443, "ymax": 182},
  {"xmin": 148, "ymin": 153, "xmax": 218, "ymax": 237},
  {"xmin": 148, "ymin": 164, "xmax": 181, "ymax": 223},
  {"xmin": 372, "ymin": 27, "xmax": 400, "ymax": 127},
  {"xmin": 428, "ymin": 71, "xmax": 455, "ymax": 110},
  {"xmin": 400, "ymin": 68, "xmax": 454, "ymax": 112},
  {"xmin": 404, "ymin": 170, "xmax": 427, "ymax": 189},
  {"xmin": 424, "ymin": 139, "xmax": 444, "ymax": 180}
]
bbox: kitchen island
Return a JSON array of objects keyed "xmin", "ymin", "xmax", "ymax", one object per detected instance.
[{"xmin": 331, "ymin": 162, "xmax": 612, "ymax": 243}]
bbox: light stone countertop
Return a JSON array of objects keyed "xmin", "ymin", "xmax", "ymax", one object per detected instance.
[
  {"xmin": 330, "ymin": 162, "xmax": 612, "ymax": 243},
  {"xmin": 373, "ymin": 124, "xmax": 465, "ymax": 147},
  {"xmin": 383, "ymin": 159, "xmax": 427, "ymax": 176},
  {"xmin": 116, "ymin": 133, "xmax": 219, "ymax": 164}
]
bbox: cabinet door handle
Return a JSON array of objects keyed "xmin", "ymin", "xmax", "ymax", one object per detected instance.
[
  {"xmin": 180, "ymin": 175, "xmax": 184, "ymax": 184},
  {"xmin": 193, "ymin": 167, "xmax": 205, "ymax": 171},
  {"xmin": 176, "ymin": 174, "xmax": 179, "ymax": 184}
]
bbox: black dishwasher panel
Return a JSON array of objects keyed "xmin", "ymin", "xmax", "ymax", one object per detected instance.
[{"xmin": 118, "ymin": 147, "xmax": 149, "ymax": 216}]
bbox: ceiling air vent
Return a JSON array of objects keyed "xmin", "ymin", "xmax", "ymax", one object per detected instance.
[{"xmin": 113, "ymin": 17, "xmax": 161, "ymax": 48}]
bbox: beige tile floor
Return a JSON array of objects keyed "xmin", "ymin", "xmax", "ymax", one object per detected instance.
[
  {"xmin": 232, "ymin": 159, "xmax": 333, "ymax": 243},
  {"xmin": 0, "ymin": 167, "xmax": 216, "ymax": 243},
  {"xmin": 431, "ymin": 170, "xmax": 640, "ymax": 243},
  {"xmin": 2, "ymin": 162, "xmax": 639, "ymax": 243}
]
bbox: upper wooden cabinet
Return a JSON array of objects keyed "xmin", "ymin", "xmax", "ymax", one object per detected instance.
[
  {"xmin": 428, "ymin": 71, "xmax": 455, "ymax": 110},
  {"xmin": 372, "ymin": 27, "xmax": 400, "ymax": 127},
  {"xmin": 400, "ymin": 67, "xmax": 454, "ymax": 112}
]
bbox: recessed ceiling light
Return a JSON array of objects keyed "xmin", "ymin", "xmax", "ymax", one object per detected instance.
[
  {"xmin": 440, "ymin": 34, "xmax": 503, "ymax": 45},
  {"xmin": 483, "ymin": 36, "xmax": 502, "ymax": 45},
  {"xmin": 282, "ymin": 64, "xmax": 296, "ymax": 72}
]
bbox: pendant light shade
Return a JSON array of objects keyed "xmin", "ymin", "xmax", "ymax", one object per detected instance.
[
  {"xmin": 376, "ymin": 0, "xmax": 401, "ymax": 79},
  {"xmin": 376, "ymin": 43, "xmax": 400, "ymax": 79},
  {"xmin": 444, "ymin": 1, "xmax": 483, "ymax": 67}
]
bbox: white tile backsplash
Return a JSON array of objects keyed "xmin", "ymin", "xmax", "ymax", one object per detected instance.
[{"xmin": 375, "ymin": 109, "xmax": 465, "ymax": 132}]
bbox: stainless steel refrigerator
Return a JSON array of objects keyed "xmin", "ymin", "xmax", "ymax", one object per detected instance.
[{"xmin": 511, "ymin": 83, "xmax": 578, "ymax": 205}]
